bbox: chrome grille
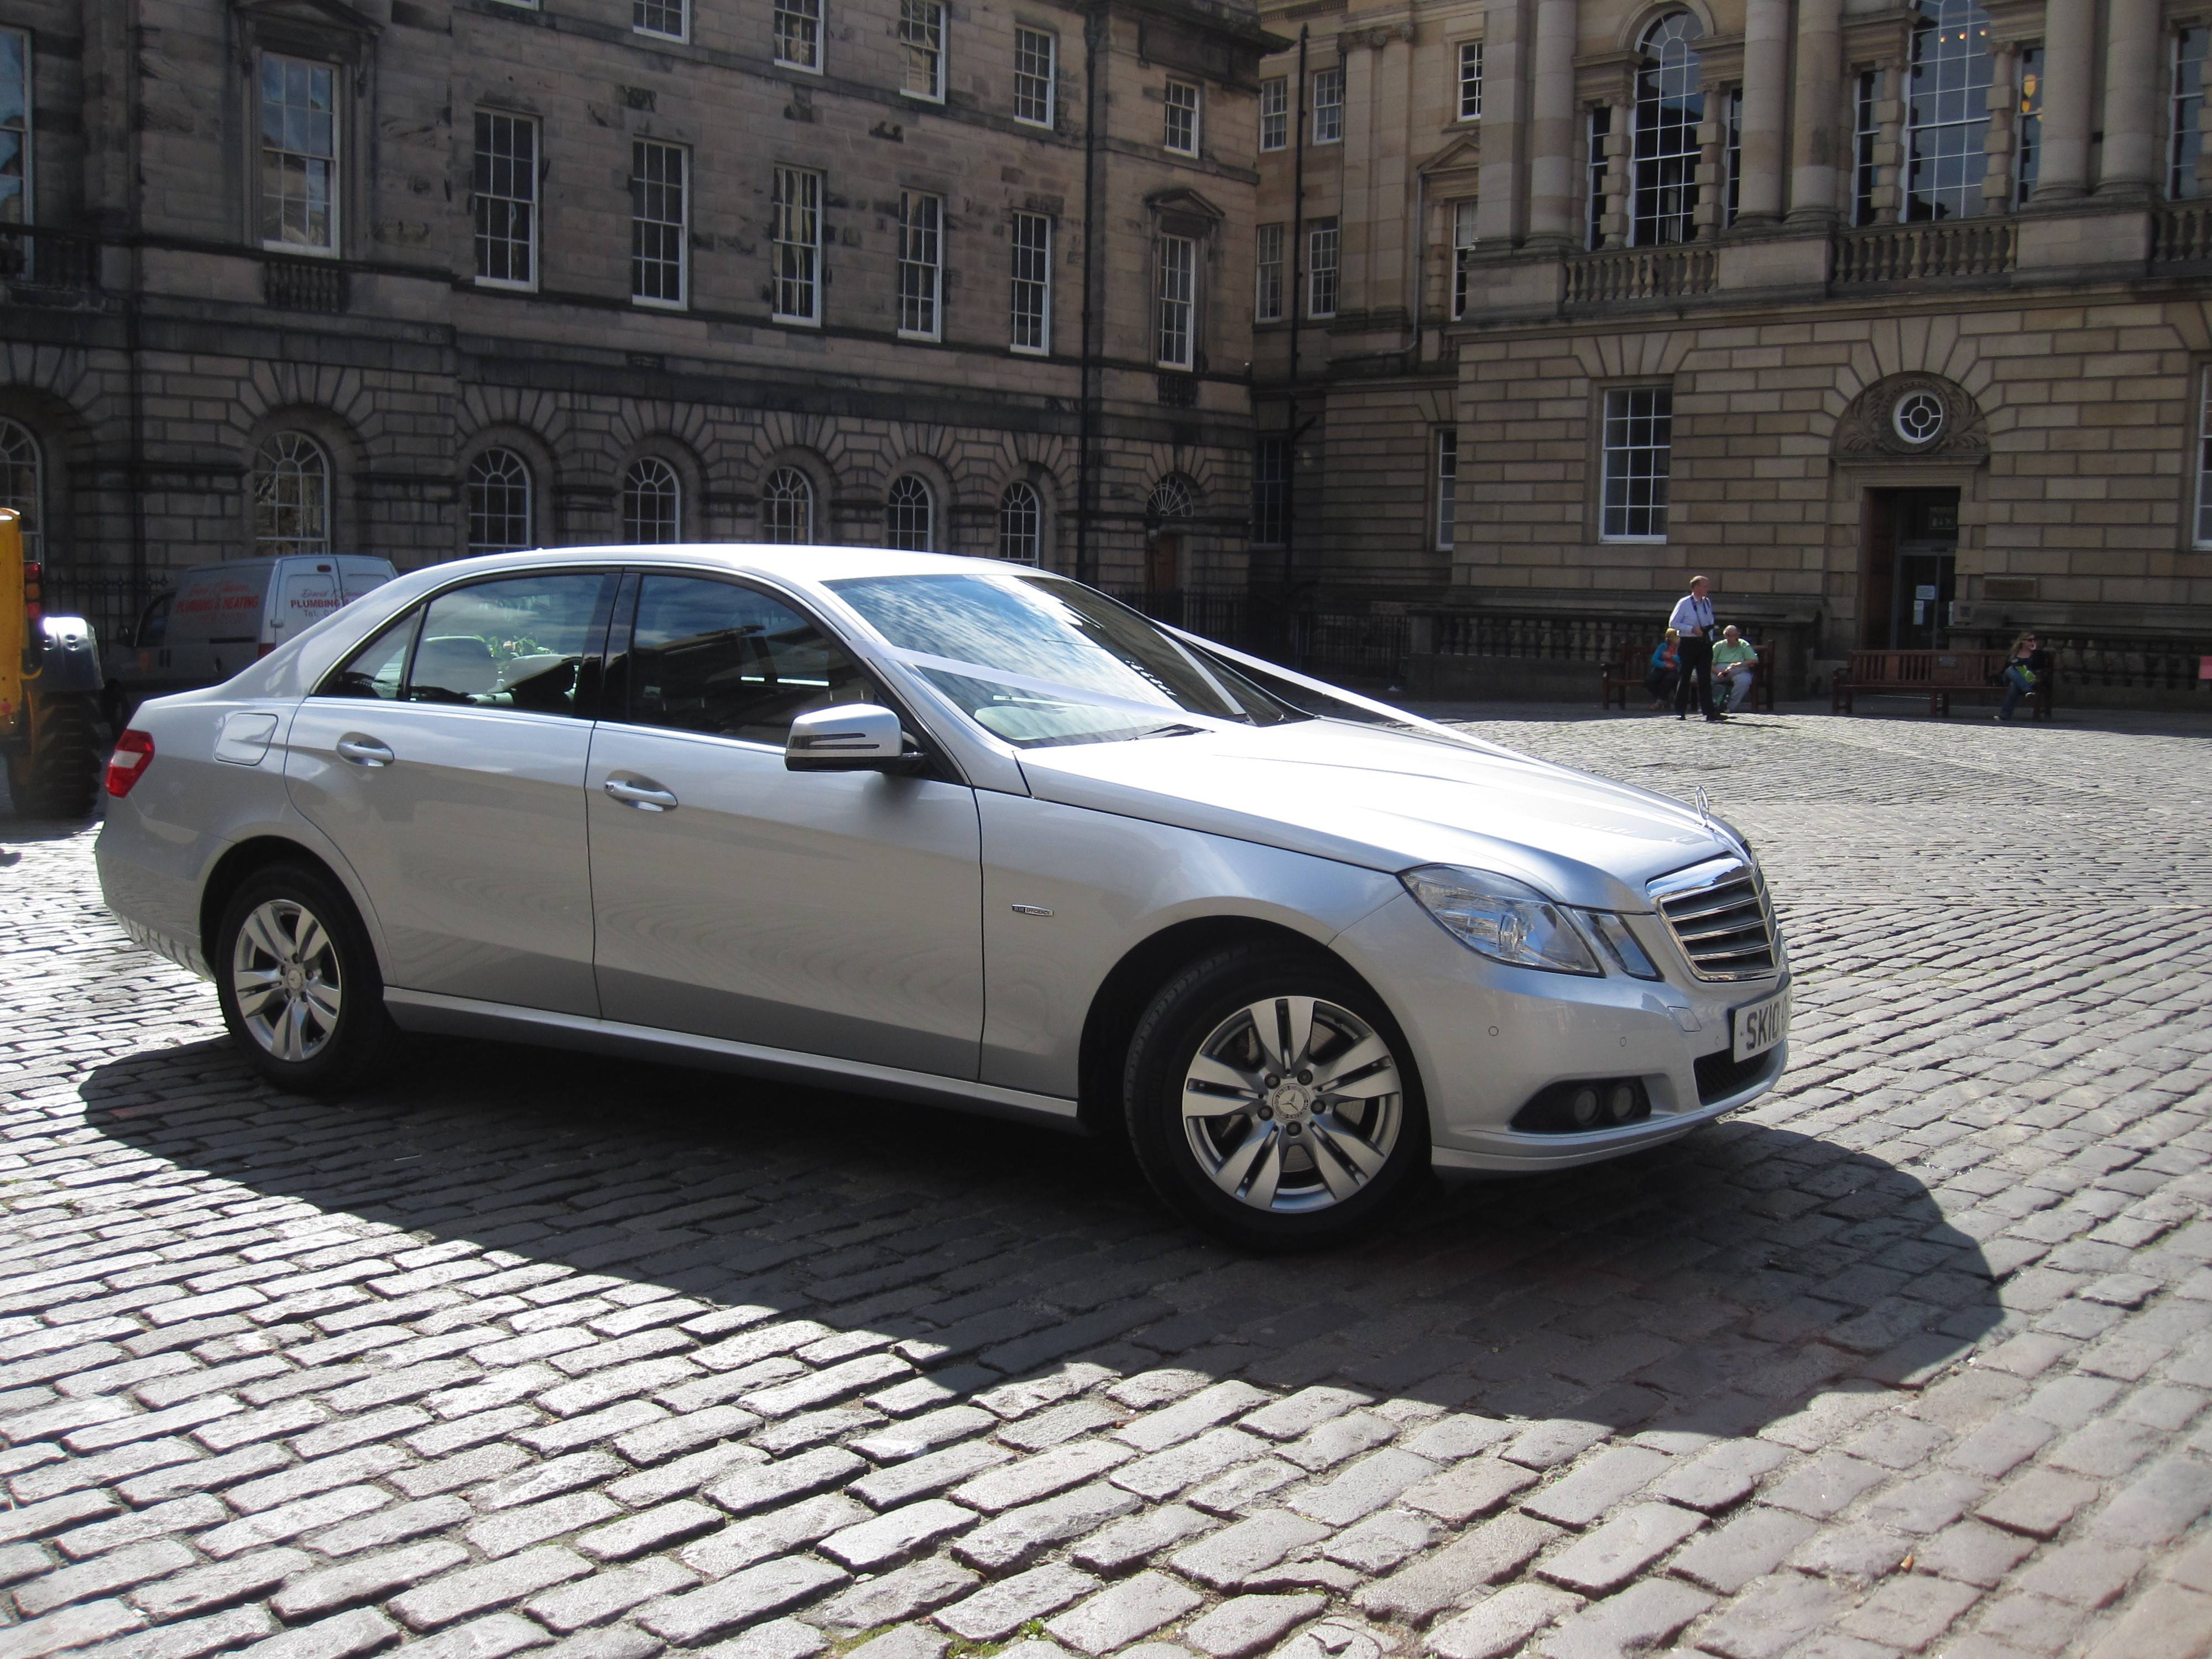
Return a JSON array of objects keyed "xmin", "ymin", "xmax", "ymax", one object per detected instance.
[{"xmin": 1648, "ymin": 855, "xmax": 1777, "ymax": 981}]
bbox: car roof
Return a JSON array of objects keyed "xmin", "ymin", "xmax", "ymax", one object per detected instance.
[{"xmin": 436, "ymin": 544, "xmax": 1036, "ymax": 588}]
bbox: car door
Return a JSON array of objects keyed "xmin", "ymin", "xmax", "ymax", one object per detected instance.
[
  {"xmin": 587, "ymin": 571, "xmax": 984, "ymax": 1078},
  {"xmin": 285, "ymin": 568, "xmax": 615, "ymax": 1016}
]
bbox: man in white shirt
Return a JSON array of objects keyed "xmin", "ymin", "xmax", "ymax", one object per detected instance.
[{"xmin": 1666, "ymin": 575, "xmax": 1723, "ymax": 722}]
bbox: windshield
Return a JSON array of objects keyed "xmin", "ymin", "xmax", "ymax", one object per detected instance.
[{"xmin": 827, "ymin": 572, "xmax": 1300, "ymax": 748}]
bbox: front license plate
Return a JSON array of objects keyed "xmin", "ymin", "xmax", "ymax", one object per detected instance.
[{"xmin": 1731, "ymin": 988, "xmax": 1789, "ymax": 1063}]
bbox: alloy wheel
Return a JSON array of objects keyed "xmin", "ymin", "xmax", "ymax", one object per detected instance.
[
  {"xmin": 230, "ymin": 898, "xmax": 345, "ymax": 1063},
  {"xmin": 1179, "ymin": 994, "xmax": 1402, "ymax": 1213}
]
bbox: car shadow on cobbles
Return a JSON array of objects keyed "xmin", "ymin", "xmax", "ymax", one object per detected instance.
[{"xmin": 76, "ymin": 1025, "xmax": 2005, "ymax": 1446}]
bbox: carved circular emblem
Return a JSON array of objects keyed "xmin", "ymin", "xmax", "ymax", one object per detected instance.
[{"xmin": 1893, "ymin": 390, "xmax": 1945, "ymax": 446}]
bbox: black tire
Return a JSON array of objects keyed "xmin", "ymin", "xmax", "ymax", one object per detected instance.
[
  {"xmin": 1124, "ymin": 943, "xmax": 1431, "ymax": 1250},
  {"xmin": 5, "ymin": 693, "xmax": 102, "ymax": 820},
  {"xmin": 213, "ymin": 862, "xmax": 397, "ymax": 1096}
]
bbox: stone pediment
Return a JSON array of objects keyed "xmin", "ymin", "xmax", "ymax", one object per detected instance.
[
  {"xmin": 1144, "ymin": 186, "xmax": 1226, "ymax": 225},
  {"xmin": 232, "ymin": 0, "xmax": 382, "ymax": 40},
  {"xmin": 1419, "ymin": 137, "xmax": 1481, "ymax": 178}
]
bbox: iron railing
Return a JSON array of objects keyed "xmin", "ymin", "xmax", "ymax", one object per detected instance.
[
  {"xmin": 1563, "ymin": 244, "xmax": 1717, "ymax": 306},
  {"xmin": 1973, "ymin": 630, "xmax": 2209, "ymax": 693},
  {"xmin": 1293, "ymin": 611, "xmax": 1411, "ymax": 685},
  {"xmin": 41, "ymin": 566, "xmax": 149, "ymax": 652},
  {"xmin": 1429, "ymin": 612, "xmax": 1652, "ymax": 663},
  {"xmin": 0, "ymin": 225, "xmax": 105, "ymax": 303},
  {"xmin": 1833, "ymin": 221, "xmax": 2017, "ymax": 284}
]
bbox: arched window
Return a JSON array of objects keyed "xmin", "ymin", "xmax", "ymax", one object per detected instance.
[
  {"xmin": 254, "ymin": 432, "xmax": 331, "ymax": 558},
  {"xmin": 886, "ymin": 474, "xmax": 933, "ymax": 551},
  {"xmin": 762, "ymin": 467, "xmax": 813, "ymax": 544},
  {"xmin": 0, "ymin": 418, "xmax": 43, "ymax": 560},
  {"xmin": 1147, "ymin": 475, "xmax": 1197, "ymax": 520},
  {"xmin": 1631, "ymin": 14, "xmax": 1704, "ymax": 246},
  {"xmin": 623, "ymin": 457, "xmax": 681, "ymax": 544},
  {"xmin": 466, "ymin": 448, "xmax": 533, "ymax": 556},
  {"xmin": 1904, "ymin": 0, "xmax": 1992, "ymax": 220},
  {"xmin": 998, "ymin": 482, "xmax": 1041, "ymax": 564}
]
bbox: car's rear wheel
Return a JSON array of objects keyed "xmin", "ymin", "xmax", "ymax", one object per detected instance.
[
  {"xmin": 214, "ymin": 863, "xmax": 394, "ymax": 1095},
  {"xmin": 1124, "ymin": 943, "xmax": 1430, "ymax": 1249}
]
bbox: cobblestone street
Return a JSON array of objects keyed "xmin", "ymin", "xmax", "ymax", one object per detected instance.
[{"xmin": 3, "ymin": 707, "xmax": 2211, "ymax": 1659}]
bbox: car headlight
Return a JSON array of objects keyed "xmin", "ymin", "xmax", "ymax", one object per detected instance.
[{"xmin": 1401, "ymin": 865, "xmax": 1604, "ymax": 976}]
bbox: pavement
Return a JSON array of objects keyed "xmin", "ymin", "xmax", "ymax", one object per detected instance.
[{"xmin": 1, "ymin": 703, "xmax": 2210, "ymax": 1659}]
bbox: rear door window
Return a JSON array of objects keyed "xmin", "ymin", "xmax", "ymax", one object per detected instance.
[
  {"xmin": 408, "ymin": 573, "xmax": 612, "ymax": 714},
  {"xmin": 614, "ymin": 575, "xmax": 874, "ymax": 746},
  {"xmin": 321, "ymin": 610, "xmax": 419, "ymax": 700}
]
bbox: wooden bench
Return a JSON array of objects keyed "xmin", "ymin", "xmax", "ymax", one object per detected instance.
[
  {"xmin": 1830, "ymin": 649, "xmax": 2056, "ymax": 718},
  {"xmin": 1603, "ymin": 640, "xmax": 1776, "ymax": 712}
]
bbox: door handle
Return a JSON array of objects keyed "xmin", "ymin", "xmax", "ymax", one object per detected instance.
[
  {"xmin": 603, "ymin": 778, "xmax": 679, "ymax": 812},
  {"xmin": 336, "ymin": 736, "xmax": 395, "ymax": 768}
]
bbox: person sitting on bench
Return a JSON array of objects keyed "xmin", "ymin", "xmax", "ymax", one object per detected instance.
[{"xmin": 1712, "ymin": 626, "xmax": 1759, "ymax": 714}]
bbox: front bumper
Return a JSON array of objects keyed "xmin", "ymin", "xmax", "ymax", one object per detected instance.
[{"xmin": 1331, "ymin": 891, "xmax": 1788, "ymax": 1172}]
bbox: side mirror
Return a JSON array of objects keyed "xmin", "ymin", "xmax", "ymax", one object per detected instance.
[{"xmin": 786, "ymin": 703, "xmax": 922, "ymax": 773}]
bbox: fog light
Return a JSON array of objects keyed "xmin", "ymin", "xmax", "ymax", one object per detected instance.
[{"xmin": 1511, "ymin": 1076, "xmax": 1653, "ymax": 1135}]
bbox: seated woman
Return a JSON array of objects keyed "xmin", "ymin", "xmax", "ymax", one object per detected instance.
[{"xmin": 1645, "ymin": 630, "xmax": 1680, "ymax": 711}]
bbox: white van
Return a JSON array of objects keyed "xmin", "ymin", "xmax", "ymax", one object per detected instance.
[{"xmin": 104, "ymin": 555, "xmax": 397, "ymax": 725}]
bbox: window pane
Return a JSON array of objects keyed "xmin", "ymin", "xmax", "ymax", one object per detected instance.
[
  {"xmin": 625, "ymin": 576, "xmax": 870, "ymax": 743},
  {"xmin": 1312, "ymin": 67, "xmax": 1343, "ymax": 142},
  {"xmin": 763, "ymin": 467, "xmax": 813, "ymax": 543},
  {"xmin": 2198, "ymin": 368, "xmax": 2212, "ymax": 545},
  {"xmin": 1435, "ymin": 430, "xmax": 1458, "ymax": 550},
  {"xmin": 254, "ymin": 432, "xmax": 330, "ymax": 557},
  {"xmin": 260, "ymin": 55, "xmax": 337, "ymax": 251},
  {"xmin": 899, "ymin": 191, "xmax": 942, "ymax": 337},
  {"xmin": 887, "ymin": 475, "xmax": 933, "ymax": 550},
  {"xmin": 1011, "ymin": 212, "xmax": 1051, "ymax": 351},
  {"xmin": 1903, "ymin": 0, "xmax": 1992, "ymax": 221},
  {"xmin": 1452, "ymin": 200, "xmax": 1478, "ymax": 317},
  {"xmin": 901, "ymin": 0, "xmax": 944, "ymax": 98},
  {"xmin": 1015, "ymin": 29, "xmax": 1055, "ymax": 124},
  {"xmin": 1164, "ymin": 81, "xmax": 1198, "ymax": 154},
  {"xmin": 0, "ymin": 415, "xmax": 40, "ymax": 560},
  {"xmin": 474, "ymin": 112, "xmax": 536, "ymax": 285},
  {"xmin": 1259, "ymin": 77, "xmax": 1287, "ymax": 150},
  {"xmin": 1601, "ymin": 388, "xmax": 1672, "ymax": 539},
  {"xmin": 777, "ymin": 0, "xmax": 821, "ymax": 69},
  {"xmin": 0, "ymin": 30, "xmax": 28, "ymax": 229},
  {"xmin": 635, "ymin": 0, "xmax": 686, "ymax": 38},
  {"xmin": 323, "ymin": 609, "xmax": 419, "ymax": 701},
  {"xmin": 632, "ymin": 142, "xmax": 686, "ymax": 304},
  {"xmin": 999, "ymin": 482, "xmax": 1041, "ymax": 563},
  {"xmin": 623, "ymin": 458, "xmax": 681, "ymax": 543},
  {"xmin": 1255, "ymin": 222, "xmax": 1282, "ymax": 321},
  {"xmin": 2173, "ymin": 31, "xmax": 2204, "ymax": 200},
  {"xmin": 467, "ymin": 449, "xmax": 533, "ymax": 555},
  {"xmin": 1458, "ymin": 41, "xmax": 1483, "ymax": 119},
  {"xmin": 411, "ymin": 573, "xmax": 607, "ymax": 714},
  {"xmin": 1308, "ymin": 218, "xmax": 1338, "ymax": 317},
  {"xmin": 1252, "ymin": 437, "xmax": 1288, "ymax": 546},
  {"xmin": 774, "ymin": 166, "xmax": 821, "ymax": 322},
  {"xmin": 1631, "ymin": 14, "xmax": 1704, "ymax": 246},
  {"xmin": 1156, "ymin": 236, "xmax": 1194, "ymax": 367}
]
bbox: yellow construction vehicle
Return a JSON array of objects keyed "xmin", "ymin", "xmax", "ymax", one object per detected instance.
[{"xmin": 0, "ymin": 509, "xmax": 104, "ymax": 818}]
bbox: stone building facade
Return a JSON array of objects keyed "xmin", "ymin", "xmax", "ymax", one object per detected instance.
[
  {"xmin": 1251, "ymin": 0, "xmax": 2212, "ymax": 696},
  {"xmin": 0, "ymin": 0, "xmax": 1277, "ymax": 640}
]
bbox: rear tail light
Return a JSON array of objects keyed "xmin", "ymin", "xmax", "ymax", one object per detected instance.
[{"xmin": 106, "ymin": 730, "xmax": 154, "ymax": 798}]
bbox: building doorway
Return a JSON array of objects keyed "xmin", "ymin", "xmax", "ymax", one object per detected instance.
[
  {"xmin": 1859, "ymin": 487, "xmax": 1959, "ymax": 649},
  {"xmin": 1144, "ymin": 530, "xmax": 1181, "ymax": 597}
]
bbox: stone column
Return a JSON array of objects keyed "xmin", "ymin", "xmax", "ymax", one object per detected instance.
[
  {"xmin": 1525, "ymin": 0, "xmax": 1580, "ymax": 247},
  {"xmin": 1694, "ymin": 96, "xmax": 1730, "ymax": 234},
  {"xmin": 1474, "ymin": 0, "xmax": 1527, "ymax": 246},
  {"xmin": 1983, "ymin": 43, "xmax": 2018, "ymax": 212},
  {"xmin": 2098, "ymin": 0, "xmax": 2160, "ymax": 197},
  {"xmin": 1736, "ymin": 0, "xmax": 1788, "ymax": 226},
  {"xmin": 1786, "ymin": 0, "xmax": 1843, "ymax": 227},
  {"xmin": 1603, "ymin": 92, "xmax": 1633, "ymax": 246},
  {"xmin": 1873, "ymin": 59, "xmax": 1903, "ymax": 223},
  {"xmin": 2032, "ymin": 0, "xmax": 2095, "ymax": 201}
]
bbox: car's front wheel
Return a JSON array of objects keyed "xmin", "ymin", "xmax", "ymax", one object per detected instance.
[
  {"xmin": 1124, "ymin": 943, "xmax": 1430, "ymax": 1249},
  {"xmin": 214, "ymin": 863, "xmax": 394, "ymax": 1095}
]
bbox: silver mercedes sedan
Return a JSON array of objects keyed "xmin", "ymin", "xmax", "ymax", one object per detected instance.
[{"xmin": 96, "ymin": 547, "xmax": 1788, "ymax": 1247}]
